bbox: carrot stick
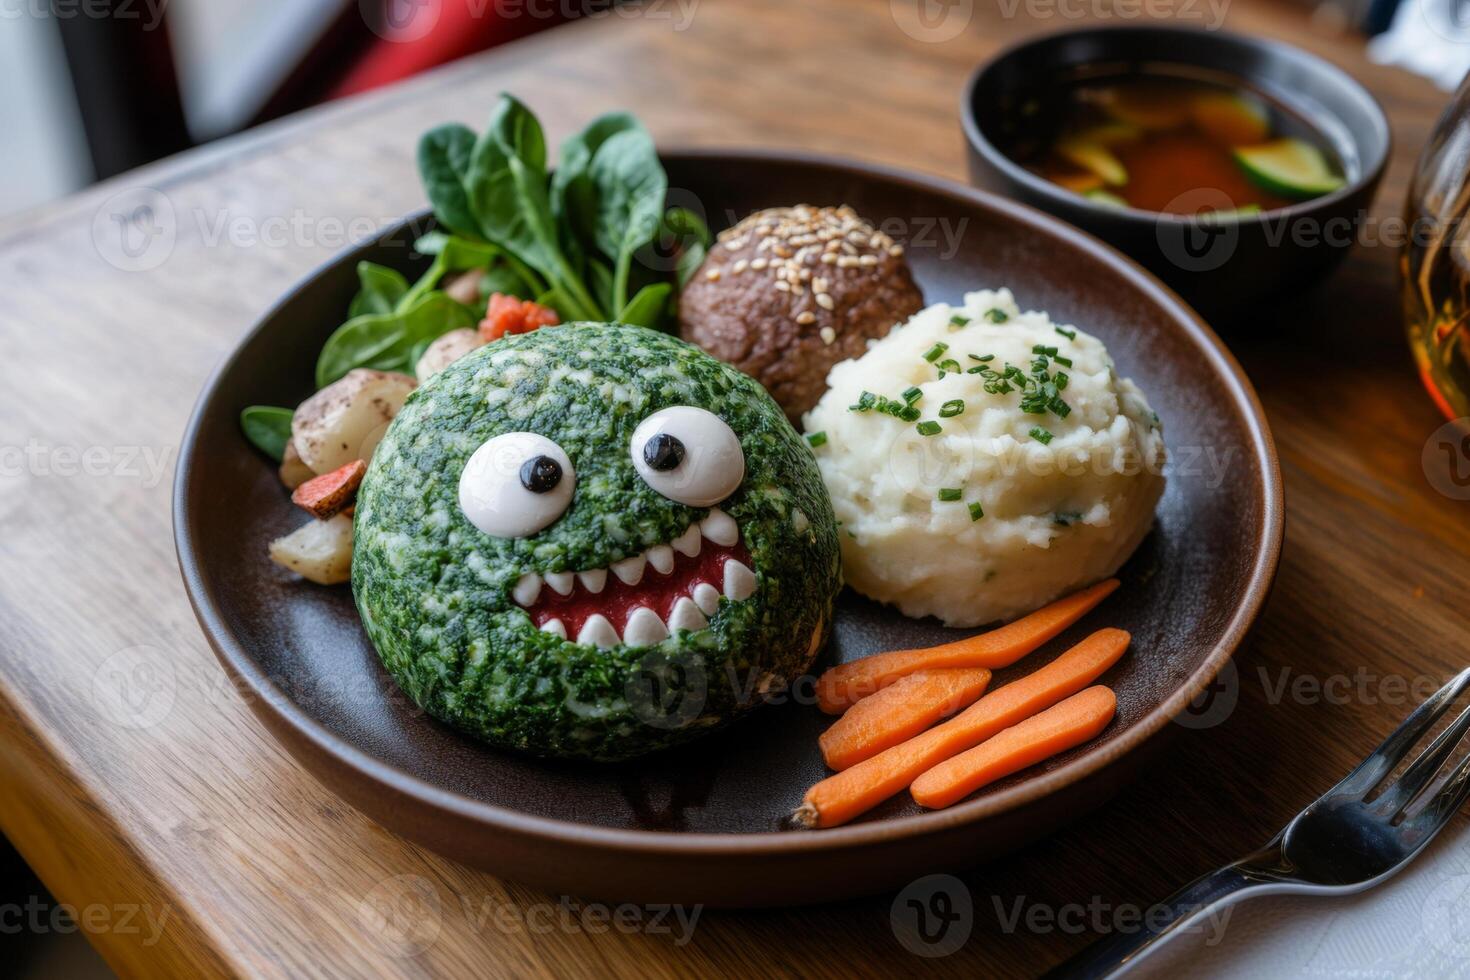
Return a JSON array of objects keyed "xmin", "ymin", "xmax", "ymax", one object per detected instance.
[
  {"xmin": 795, "ymin": 628, "xmax": 1129, "ymax": 828},
  {"xmin": 819, "ymin": 668, "xmax": 991, "ymax": 771},
  {"xmin": 815, "ymin": 579, "xmax": 1120, "ymax": 714},
  {"xmin": 910, "ymin": 686, "xmax": 1117, "ymax": 809}
]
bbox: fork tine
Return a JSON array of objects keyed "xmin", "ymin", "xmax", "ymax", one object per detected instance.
[
  {"xmin": 1332, "ymin": 667, "xmax": 1470, "ymax": 800},
  {"xmin": 1404, "ymin": 743, "xmax": 1470, "ymax": 837},
  {"xmin": 1378, "ymin": 697, "xmax": 1470, "ymax": 815}
]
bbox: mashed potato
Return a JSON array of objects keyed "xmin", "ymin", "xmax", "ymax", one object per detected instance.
[{"xmin": 803, "ymin": 289, "xmax": 1165, "ymax": 627}]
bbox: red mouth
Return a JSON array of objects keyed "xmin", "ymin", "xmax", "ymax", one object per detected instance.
[{"xmin": 510, "ymin": 510, "xmax": 754, "ymax": 648}]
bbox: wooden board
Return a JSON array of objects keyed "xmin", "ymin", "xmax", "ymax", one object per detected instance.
[{"xmin": 0, "ymin": 0, "xmax": 1464, "ymax": 976}]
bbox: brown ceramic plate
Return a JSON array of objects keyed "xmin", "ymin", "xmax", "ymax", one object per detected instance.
[{"xmin": 174, "ymin": 149, "xmax": 1282, "ymax": 907}]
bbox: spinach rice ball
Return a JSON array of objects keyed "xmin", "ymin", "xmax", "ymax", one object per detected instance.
[{"xmin": 352, "ymin": 323, "xmax": 841, "ymax": 761}]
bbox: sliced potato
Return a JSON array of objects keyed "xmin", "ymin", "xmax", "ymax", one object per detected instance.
[
  {"xmin": 269, "ymin": 513, "xmax": 353, "ymax": 585},
  {"xmin": 278, "ymin": 439, "xmax": 314, "ymax": 490},
  {"xmin": 415, "ymin": 328, "xmax": 487, "ymax": 383},
  {"xmin": 291, "ymin": 369, "xmax": 416, "ymax": 475}
]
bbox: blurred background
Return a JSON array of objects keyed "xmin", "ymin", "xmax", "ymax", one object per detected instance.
[{"xmin": 0, "ymin": 0, "xmax": 579, "ymax": 220}]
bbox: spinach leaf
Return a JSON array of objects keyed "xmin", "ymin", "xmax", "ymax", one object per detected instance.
[
  {"xmin": 466, "ymin": 96, "xmax": 600, "ymax": 320},
  {"xmin": 417, "ymin": 124, "xmax": 480, "ymax": 238},
  {"xmin": 240, "ymin": 406, "xmax": 294, "ymax": 462},
  {"xmin": 316, "ymin": 291, "xmax": 474, "ymax": 387},
  {"xmin": 660, "ymin": 207, "xmax": 713, "ymax": 287},
  {"xmin": 414, "ymin": 231, "xmax": 449, "ymax": 255},
  {"xmin": 348, "ymin": 262, "xmax": 409, "ymax": 319},
  {"xmin": 588, "ymin": 126, "xmax": 667, "ymax": 311},
  {"xmin": 617, "ymin": 282, "xmax": 672, "ymax": 329},
  {"xmin": 552, "ymin": 112, "xmax": 639, "ymax": 252}
]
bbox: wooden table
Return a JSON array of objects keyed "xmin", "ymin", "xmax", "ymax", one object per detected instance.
[{"xmin": 2, "ymin": 0, "xmax": 1466, "ymax": 976}]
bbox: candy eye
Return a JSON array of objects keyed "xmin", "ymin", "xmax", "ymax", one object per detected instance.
[
  {"xmin": 459, "ymin": 432, "xmax": 575, "ymax": 538},
  {"xmin": 630, "ymin": 407, "xmax": 745, "ymax": 507}
]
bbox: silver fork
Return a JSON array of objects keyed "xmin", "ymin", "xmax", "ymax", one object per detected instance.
[{"xmin": 1051, "ymin": 666, "xmax": 1470, "ymax": 979}]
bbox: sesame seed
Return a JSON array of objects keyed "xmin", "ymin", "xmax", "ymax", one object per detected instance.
[
  {"xmin": 797, "ymin": 311, "xmax": 816, "ymax": 325},
  {"xmin": 751, "ymin": 258, "xmax": 768, "ymax": 270},
  {"xmin": 813, "ymin": 276, "xmax": 829, "ymax": 293},
  {"xmin": 705, "ymin": 268, "xmax": 722, "ymax": 281},
  {"xmin": 889, "ymin": 245, "xmax": 904, "ymax": 257},
  {"xmin": 775, "ymin": 280, "xmax": 791, "ymax": 292},
  {"xmin": 815, "ymin": 292, "xmax": 835, "ymax": 311},
  {"xmin": 820, "ymin": 253, "xmax": 837, "ymax": 264},
  {"xmin": 733, "ymin": 259, "xmax": 748, "ymax": 273},
  {"xmin": 859, "ymin": 255, "xmax": 878, "ymax": 267},
  {"xmin": 820, "ymin": 326, "xmax": 837, "ymax": 344}
]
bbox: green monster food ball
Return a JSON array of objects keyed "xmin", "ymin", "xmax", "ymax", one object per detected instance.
[{"xmin": 353, "ymin": 323, "xmax": 842, "ymax": 761}]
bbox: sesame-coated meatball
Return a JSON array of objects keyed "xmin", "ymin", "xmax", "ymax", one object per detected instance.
[{"xmin": 678, "ymin": 205, "xmax": 924, "ymax": 422}]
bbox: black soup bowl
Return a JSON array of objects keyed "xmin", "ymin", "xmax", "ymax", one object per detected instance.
[{"xmin": 962, "ymin": 27, "xmax": 1390, "ymax": 322}]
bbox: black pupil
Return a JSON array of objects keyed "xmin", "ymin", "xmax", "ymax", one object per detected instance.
[
  {"xmin": 643, "ymin": 433, "xmax": 685, "ymax": 472},
  {"xmin": 519, "ymin": 455, "xmax": 562, "ymax": 493}
]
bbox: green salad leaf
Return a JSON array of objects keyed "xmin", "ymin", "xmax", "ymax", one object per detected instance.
[
  {"xmin": 617, "ymin": 282, "xmax": 672, "ymax": 328},
  {"xmin": 240, "ymin": 406, "xmax": 294, "ymax": 462},
  {"xmin": 316, "ymin": 291, "xmax": 475, "ymax": 387},
  {"xmin": 348, "ymin": 262, "xmax": 409, "ymax": 319}
]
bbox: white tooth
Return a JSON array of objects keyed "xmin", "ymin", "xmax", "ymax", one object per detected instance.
[
  {"xmin": 646, "ymin": 544, "xmax": 675, "ymax": 575},
  {"xmin": 611, "ymin": 553, "xmax": 646, "ymax": 586},
  {"xmin": 540, "ymin": 618, "xmax": 567, "ymax": 639},
  {"xmin": 667, "ymin": 597, "xmax": 708, "ymax": 633},
  {"xmin": 577, "ymin": 569, "xmax": 607, "ymax": 594},
  {"xmin": 544, "ymin": 571, "xmax": 574, "ymax": 596},
  {"xmin": 511, "ymin": 573, "xmax": 542, "ymax": 606},
  {"xmin": 577, "ymin": 614, "xmax": 620, "ymax": 648},
  {"xmin": 723, "ymin": 559, "xmax": 756, "ymax": 601},
  {"xmin": 693, "ymin": 582, "xmax": 721, "ymax": 617},
  {"xmin": 700, "ymin": 507, "xmax": 739, "ymax": 547},
  {"xmin": 623, "ymin": 607, "xmax": 669, "ymax": 646},
  {"xmin": 671, "ymin": 524, "xmax": 702, "ymax": 558}
]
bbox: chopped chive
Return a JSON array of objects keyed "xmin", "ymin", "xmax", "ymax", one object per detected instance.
[
  {"xmin": 916, "ymin": 420, "xmax": 941, "ymax": 436},
  {"xmin": 806, "ymin": 431, "xmax": 827, "ymax": 447},
  {"xmin": 949, "ymin": 314, "xmax": 971, "ymax": 327},
  {"xmin": 938, "ymin": 487, "xmax": 962, "ymax": 502},
  {"xmin": 922, "ymin": 342, "xmax": 949, "ymax": 363},
  {"xmin": 850, "ymin": 390, "xmax": 877, "ymax": 411},
  {"xmin": 1032, "ymin": 344, "xmax": 1059, "ymax": 357},
  {"xmin": 901, "ymin": 386, "xmax": 923, "ymax": 405},
  {"xmin": 1029, "ymin": 426, "xmax": 1054, "ymax": 444},
  {"xmin": 939, "ymin": 399, "xmax": 965, "ymax": 418},
  {"xmin": 899, "ymin": 405, "xmax": 921, "ymax": 422},
  {"xmin": 968, "ymin": 353, "xmax": 995, "ymax": 362},
  {"xmin": 1055, "ymin": 325, "xmax": 1076, "ymax": 340},
  {"xmin": 968, "ymin": 502, "xmax": 985, "ymax": 521},
  {"xmin": 1054, "ymin": 354, "xmax": 1073, "ymax": 368},
  {"xmin": 937, "ymin": 358, "xmax": 962, "ymax": 374},
  {"xmin": 1055, "ymin": 371, "xmax": 1069, "ymax": 390},
  {"xmin": 984, "ymin": 309, "xmax": 1008, "ymax": 323}
]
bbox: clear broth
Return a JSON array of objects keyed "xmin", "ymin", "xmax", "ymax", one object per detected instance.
[{"xmin": 1012, "ymin": 70, "xmax": 1344, "ymax": 215}]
